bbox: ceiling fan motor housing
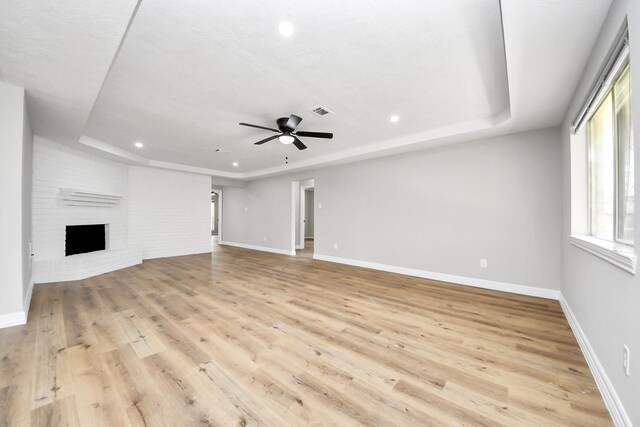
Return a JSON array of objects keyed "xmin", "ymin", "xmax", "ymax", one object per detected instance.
[{"xmin": 277, "ymin": 117, "xmax": 290, "ymax": 132}]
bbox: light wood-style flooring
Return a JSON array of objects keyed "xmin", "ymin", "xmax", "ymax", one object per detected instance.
[{"xmin": 0, "ymin": 245, "xmax": 611, "ymax": 426}]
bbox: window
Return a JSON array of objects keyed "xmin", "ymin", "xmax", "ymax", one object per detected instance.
[
  {"xmin": 588, "ymin": 62, "xmax": 633, "ymax": 245},
  {"xmin": 570, "ymin": 28, "xmax": 636, "ymax": 273}
]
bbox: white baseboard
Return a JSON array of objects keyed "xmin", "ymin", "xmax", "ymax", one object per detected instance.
[
  {"xmin": 0, "ymin": 278, "xmax": 34, "ymax": 329},
  {"xmin": 142, "ymin": 247, "xmax": 212, "ymax": 261},
  {"xmin": 23, "ymin": 278, "xmax": 34, "ymax": 319},
  {"xmin": 219, "ymin": 241, "xmax": 295, "ymax": 256},
  {"xmin": 559, "ymin": 295, "xmax": 631, "ymax": 427},
  {"xmin": 312, "ymin": 254, "xmax": 560, "ymax": 300},
  {"xmin": 0, "ymin": 311, "xmax": 26, "ymax": 329}
]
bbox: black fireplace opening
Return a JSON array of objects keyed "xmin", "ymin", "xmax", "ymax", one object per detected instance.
[{"xmin": 65, "ymin": 224, "xmax": 106, "ymax": 256}]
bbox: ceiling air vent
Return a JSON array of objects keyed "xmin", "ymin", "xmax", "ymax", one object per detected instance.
[
  {"xmin": 311, "ymin": 105, "xmax": 334, "ymax": 118},
  {"xmin": 214, "ymin": 148, "xmax": 230, "ymax": 154}
]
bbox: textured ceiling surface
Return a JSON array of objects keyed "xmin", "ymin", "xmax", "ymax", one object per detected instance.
[
  {"xmin": 0, "ymin": 0, "xmax": 138, "ymax": 144},
  {"xmin": 84, "ymin": 0, "xmax": 509, "ymax": 172},
  {"xmin": 0, "ymin": 0, "xmax": 612, "ymax": 178}
]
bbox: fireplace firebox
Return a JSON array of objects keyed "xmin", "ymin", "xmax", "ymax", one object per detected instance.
[{"xmin": 65, "ymin": 224, "xmax": 107, "ymax": 256}]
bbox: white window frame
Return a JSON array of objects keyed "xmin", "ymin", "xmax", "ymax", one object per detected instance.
[{"xmin": 570, "ymin": 27, "xmax": 636, "ymax": 273}]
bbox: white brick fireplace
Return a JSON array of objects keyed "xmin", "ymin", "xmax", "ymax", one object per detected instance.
[
  {"xmin": 32, "ymin": 138, "xmax": 141, "ymax": 283},
  {"xmin": 32, "ymin": 137, "xmax": 212, "ymax": 284}
]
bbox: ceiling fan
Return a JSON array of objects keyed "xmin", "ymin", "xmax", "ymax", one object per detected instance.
[{"xmin": 239, "ymin": 114, "xmax": 333, "ymax": 150}]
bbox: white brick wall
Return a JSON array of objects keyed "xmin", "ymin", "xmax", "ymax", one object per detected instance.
[
  {"xmin": 128, "ymin": 166, "xmax": 211, "ymax": 260},
  {"xmin": 32, "ymin": 137, "xmax": 137, "ymax": 282}
]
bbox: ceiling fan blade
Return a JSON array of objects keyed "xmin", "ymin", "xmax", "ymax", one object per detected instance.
[
  {"xmin": 294, "ymin": 131, "xmax": 333, "ymax": 139},
  {"xmin": 254, "ymin": 134, "xmax": 280, "ymax": 145},
  {"xmin": 239, "ymin": 122, "xmax": 279, "ymax": 132},
  {"xmin": 285, "ymin": 114, "xmax": 303, "ymax": 131},
  {"xmin": 292, "ymin": 136, "xmax": 307, "ymax": 150}
]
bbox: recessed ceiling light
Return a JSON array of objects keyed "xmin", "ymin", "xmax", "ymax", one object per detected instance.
[
  {"xmin": 279, "ymin": 22, "xmax": 294, "ymax": 37},
  {"xmin": 232, "ymin": 162, "xmax": 239, "ymax": 167},
  {"xmin": 134, "ymin": 141, "xmax": 144, "ymax": 148},
  {"xmin": 390, "ymin": 115, "xmax": 400, "ymax": 123}
]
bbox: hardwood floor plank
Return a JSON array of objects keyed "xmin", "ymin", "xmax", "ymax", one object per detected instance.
[
  {"xmin": 30, "ymin": 287, "xmax": 74, "ymax": 410},
  {"xmin": 393, "ymin": 379, "xmax": 501, "ymax": 427},
  {"xmin": 112, "ymin": 310, "xmax": 165, "ymax": 359},
  {"xmin": 65, "ymin": 344, "xmax": 131, "ymax": 427},
  {"xmin": 192, "ymin": 360, "xmax": 290, "ymax": 426},
  {"xmin": 103, "ymin": 345, "xmax": 178, "ymax": 427},
  {"xmin": 30, "ymin": 395, "xmax": 80, "ymax": 427}
]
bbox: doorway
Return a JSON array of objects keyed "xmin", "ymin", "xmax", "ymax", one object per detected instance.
[
  {"xmin": 293, "ymin": 179, "xmax": 315, "ymax": 257},
  {"xmin": 303, "ymin": 188, "xmax": 315, "ymax": 254},
  {"xmin": 211, "ymin": 189, "xmax": 223, "ymax": 249}
]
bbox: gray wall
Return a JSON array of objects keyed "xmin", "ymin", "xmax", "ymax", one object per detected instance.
[
  {"xmin": 0, "ymin": 81, "xmax": 31, "ymax": 319},
  {"xmin": 561, "ymin": 0, "xmax": 639, "ymax": 423},
  {"xmin": 224, "ymin": 176, "xmax": 294, "ymax": 250},
  {"xmin": 305, "ymin": 190, "xmax": 314, "ymax": 238},
  {"xmin": 223, "ymin": 126, "xmax": 563, "ymax": 291},
  {"xmin": 22, "ymin": 94, "xmax": 33, "ymax": 304}
]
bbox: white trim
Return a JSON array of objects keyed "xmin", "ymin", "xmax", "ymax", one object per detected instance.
[
  {"xmin": 291, "ymin": 181, "xmax": 299, "ymax": 255},
  {"xmin": 569, "ymin": 235, "xmax": 636, "ymax": 274},
  {"xmin": 78, "ymin": 108, "xmax": 511, "ymax": 182},
  {"xmin": 298, "ymin": 179, "xmax": 315, "ymax": 250},
  {"xmin": 0, "ymin": 311, "xmax": 27, "ymax": 329},
  {"xmin": 79, "ymin": 135, "xmax": 243, "ymax": 179},
  {"xmin": 299, "ymin": 185, "xmax": 306, "ymax": 250},
  {"xmin": 79, "ymin": 135, "xmax": 149, "ymax": 165},
  {"xmin": 215, "ymin": 188, "xmax": 224, "ymax": 243},
  {"xmin": 240, "ymin": 111, "xmax": 510, "ymax": 180},
  {"xmin": 0, "ymin": 278, "xmax": 34, "ymax": 329},
  {"xmin": 218, "ymin": 241, "xmax": 295, "ymax": 256},
  {"xmin": 312, "ymin": 254, "xmax": 559, "ymax": 300},
  {"xmin": 23, "ymin": 278, "xmax": 34, "ymax": 319},
  {"xmin": 149, "ymin": 159, "xmax": 241, "ymax": 179},
  {"xmin": 559, "ymin": 294, "xmax": 632, "ymax": 427}
]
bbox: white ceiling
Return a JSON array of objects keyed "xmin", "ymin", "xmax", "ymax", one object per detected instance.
[
  {"xmin": 0, "ymin": 0, "xmax": 612, "ymax": 179},
  {"xmin": 0, "ymin": 0, "xmax": 138, "ymax": 145}
]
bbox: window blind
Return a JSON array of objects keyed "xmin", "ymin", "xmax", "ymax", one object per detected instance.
[{"xmin": 571, "ymin": 27, "xmax": 629, "ymax": 134}]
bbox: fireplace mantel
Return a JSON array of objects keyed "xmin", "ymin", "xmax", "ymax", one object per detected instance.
[{"xmin": 60, "ymin": 188, "xmax": 124, "ymax": 207}]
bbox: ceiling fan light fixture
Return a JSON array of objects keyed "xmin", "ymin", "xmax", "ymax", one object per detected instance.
[{"xmin": 279, "ymin": 134, "xmax": 295, "ymax": 145}]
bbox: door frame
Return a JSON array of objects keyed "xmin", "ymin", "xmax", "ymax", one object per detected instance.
[
  {"xmin": 212, "ymin": 189, "xmax": 223, "ymax": 243},
  {"xmin": 298, "ymin": 180, "xmax": 315, "ymax": 250},
  {"xmin": 291, "ymin": 179, "xmax": 315, "ymax": 254},
  {"xmin": 290, "ymin": 181, "xmax": 299, "ymax": 253}
]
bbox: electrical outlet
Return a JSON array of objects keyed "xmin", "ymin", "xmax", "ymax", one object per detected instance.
[
  {"xmin": 333, "ymin": 243, "xmax": 338, "ymax": 250},
  {"xmin": 480, "ymin": 259, "xmax": 488, "ymax": 268},
  {"xmin": 263, "ymin": 236, "xmax": 267, "ymax": 242},
  {"xmin": 623, "ymin": 345, "xmax": 630, "ymax": 376},
  {"xmin": 244, "ymin": 207, "xmax": 248, "ymax": 212},
  {"xmin": 318, "ymin": 202, "xmax": 322, "ymax": 209}
]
